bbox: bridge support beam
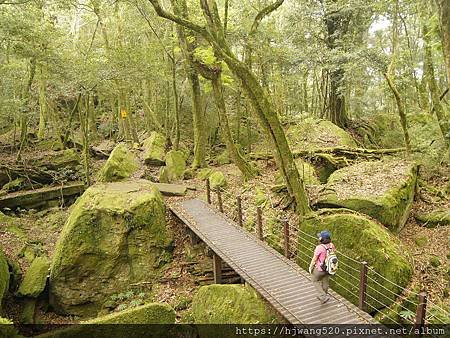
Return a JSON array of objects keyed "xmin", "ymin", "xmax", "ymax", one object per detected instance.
[{"xmin": 213, "ymin": 253, "xmax": 222, "ymax": 284}]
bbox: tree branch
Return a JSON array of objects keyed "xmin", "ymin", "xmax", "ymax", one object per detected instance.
[
  {"xmin": 147, "ymin": 0, "xmax": 208, "ymax": 38},
  {"xmin": 250, "ymin": 0, "xmax": 284, "ymax": 35}
]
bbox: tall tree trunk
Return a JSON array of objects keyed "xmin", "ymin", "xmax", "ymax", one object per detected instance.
[
  {"xmin": 384, "ymin": 0, "xmax": 411, "ymax": 154},
  {"xmin": 171, "ymin": 0, "xmax": 207, "ymax": 168},
  {"xmin": 149, "ymin": 0, "xmax": 311, "ymax": 215},
  {"xmin": 37, "ymin": 64, "xmax": 47, "ymax": 140},
  {"xmin": 211, "ymin": 76, "xmax": 256, "ymax": 178},
  {"xmin": 423, "ymin": 23, "xmax": 450, "ymax": 148},
  {"xmin": 436, "ymin": 0, "xmax": 450, "ymax": 86}
]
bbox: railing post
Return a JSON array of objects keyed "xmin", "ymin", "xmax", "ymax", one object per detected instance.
[
  {"xmin": 256, "ymin": 207, "xmax": 263, "ymax": 240},
  {"xmin": 415, "ymin": 291, "xmax": 427, "ymax": 333},
  {"xmin": 359, "ymin": 261, "xmax": 368, "ymax": 311},
  {"xmin": 237, "ymin": 195, "xmax": 243, "ymax": 227},
  {"xmin": 283, "ymin": 219, "xmax": 290, "ymax": 258},
  {"xmin": 217, "ymin": 190, "xmax": 224, "ymax": 213},
  {"xmin": 206, "ymin": 179, "xmax": 211, "ymax": 204},
  {"xmin": 212, "ymin": 253, "xmax": 222, "ymax": 284}
]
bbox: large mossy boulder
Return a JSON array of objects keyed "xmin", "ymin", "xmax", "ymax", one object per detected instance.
[
  {"xmin": 17, "ymin": 256, "xmax": 49, "ymax": 298},
  {"xmin": 143, "ymin": 132, "xmax": 166, "ymax": 165},
  {"xmin": 37, "ymin": 303, "xmax": 176, "ymax": 338},
  {"xmin": 316, "ymin": 160, "xmax": 418, "ymax": 232},
  {"xmin": 0, "ymin": 249, "xmax": 9, "ymax": 313},
  {"xmin": 98, "ymin": 143, "xmax": 139, "ymax": 182},
  {"xmin": 160, "ymin": 150, "xmax": 186, "ymax": 183},
  {"xmin": 192, "ymin": 284, "xmax": 278, "ymax": 323},
  {"xmin": 49, "ymin": 180, "xmax": 173, "ymax": 317},
  {"xmin": 297, "ymin": 211, "xmax": 413, "ymax": 310},
  {"xmin": 286, "ymin": 117, "xmax": 357, "ymax": 151}
]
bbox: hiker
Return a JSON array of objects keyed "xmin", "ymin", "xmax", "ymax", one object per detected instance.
[{"xmin": 308, "ymin": 230, "xmax": 338, "ymax": 304}]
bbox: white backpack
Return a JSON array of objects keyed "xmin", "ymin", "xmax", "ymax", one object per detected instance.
[{"xmin": 321, "ymin": 244, "xmax": 338, "ymax": 275}]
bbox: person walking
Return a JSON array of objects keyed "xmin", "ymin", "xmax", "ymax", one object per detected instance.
[{"xmin": 308, "ymin": 230, "xmax": 337, "ymax": 304}]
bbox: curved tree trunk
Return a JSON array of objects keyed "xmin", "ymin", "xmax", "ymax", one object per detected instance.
[{"xmin": 211, "ymin": 76, "xmax": 256, "ymax": 179}]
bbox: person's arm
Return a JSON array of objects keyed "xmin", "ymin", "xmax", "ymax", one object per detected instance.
[
  {"xmin": 309, "ymin": 255, "xmax": 317, "ymax": 274},
  {"xmin": 309, "ymin": 246, "xmax": 320, "ymax": 273}
]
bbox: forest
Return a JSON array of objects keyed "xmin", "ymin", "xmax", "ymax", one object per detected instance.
[{"xmin": 0, "ymin": 0, "xmax": 449, "ymax": 336}]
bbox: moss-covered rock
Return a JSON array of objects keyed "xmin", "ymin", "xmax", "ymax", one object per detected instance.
[
  {"xmin": 17, "ymin": 256, "xmax": 49, "ymax": 298},
  {"xmin": 192, "ymin": 284, "xmax": 278, "ymax": 323},
  {"xmin": 158, "ymin": 167, "xmax": 169, "ymax": 184},
  {"xmin": 317, "ymin": 160, "xmax": 418, "ymax": 232},
  {"xmin": 255, "ymin": 188, "xmax": 267, "ymax": 207},
  {"xmin": 40, "ymin": 149, "xmax": 80, "ymax": 170},
  {"xmin": 36, "ymin": 303, "xmax": 175, "ymax": 338},
  {"xmin": 197, "ymin": 168, "xmax": 213, "ymax": 180},
  {"xmin": 142, "ymin": 132, "xmax": 166, "ymax": 165},
  {"xmin": 297, "ymin": 211, "xmax": 413, "ymax": 310},
  {"xmin": 415, "ymin": 208, "xmax": 450, "ymax": 227},
  {"xmin": 216, "ymin": 150, "xmax": 230, "ymax": 165},
  {"xmin": 49, "ymin": 180, "xmax": 173, "ymax": 317},
  {"xmin": 98, "ymin": 143, "xmax": 139, "ymax": 182},
  {"xmin": 163, "ymin": 150, "xmax": 186, "ymax": 182},
  {"xmin": 0, "ymin": 249, "xmax": 9, "ymax": 313},
  {"xmin": 84, "ymin": 302, "xmax": 175, "ymax": 324},
  {"xmin": 276, "ymin": 159, "xmax": 320, "ymax": 186},
  {"xmin": 286, "ymin": 117, "xmax": 357, "ymax": 151},
  {"xmin": 2, "ymin": 178, "xmax": 26, "ymax": 192},
  {"xmin": 209, "ymin": 171, "xmax": 227, "ymax": 191},
  {"xmin": 20, "ymin": 298, "xmax": 36, "ymax": 324}
]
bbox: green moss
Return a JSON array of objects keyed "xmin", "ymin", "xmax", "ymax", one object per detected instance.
[
  {"xmin": 415, "ymin": 209, "xmax": 450, "ymax": 227},
  {"xmin": 255, "ymin": 188, "xmax": 267, "ymax": 207},
  {"xmin": 197, "ymin": 168, "xmax": 212, "ymax": 180},
  {"xmin": 209, "ymin": 171, "xmax": 226, "ymax": 191},
  {"xmin": 0, "ymin": 249, "xmax": 9, "ymax": 313},
  {"xmin": 286, "ymin": 117, "xmax": 357, "ymax": 152},
  {"xmin": 0, "ymin": 317, "xmax": 22, "ymax": 338},
  {"xmin": 159, "ymin": 167, "xmax": 169, "ymax": 183},
  {"xmin": 429, "ymin": 256, "xmax": 441, "ymax": 268},
  {"xmin": 2, "ymin": 178, "xmax": 26, "ymax": 192},
  {"xmin": 183, "ymin": 168, "xmax": 195, "ymax": 180},
  {"xmin": 48, "ymin": 149, "xmax": 80, "ymax": 169},
  {"xmin": 84, "ymin": 302, "xmax": 175, "ymax": 324},
  {"xmin": 192, "ymin": 284, "xmax": 278, "ymax": 323},
  {"xmin": 98, "ymin": 143, "xmax": 139, "ymax": 182},
  {"xmin": 414, "ymin": 236, "xmax": 428, "ymax": 248},
  {"xmin": 36, "ymin": 303, "xmax": 175, "ymax": 338},
  {"xmin": 49, "ymin": 180, "xmax": 173, "ymax": 317},
  {"xmin": 142, "ymin": 132, "xmax": 166, "ymax": 165},
  {"xmin": 216, "ymin": 150, "xmax": 230, "ymax": 165},
  {"xmin": 275, "ymin": 159, "xmax": 320, "ymax": 187},
  {"xmin": 297, "ymin": 212, "xmax": 413, "ymax": 310},
  {"xmin": 18, "ymin": 256, "xmax": 49, "ymax": 298},
  {"xmin": 20, "ymin": 298, "xmax": 36, "ymax": 324},
  {"xmin": 318, "ymin": 160, "xmax": 418, "ymax": 232},
  {"xmin": 164, "ymin": 150, "xmax": 186, "ymax": 182}
]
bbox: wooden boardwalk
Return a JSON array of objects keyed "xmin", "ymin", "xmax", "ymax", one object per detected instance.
[{"xmin": 170, "ymin": 198, "xmax": 377, "ymax": 325}]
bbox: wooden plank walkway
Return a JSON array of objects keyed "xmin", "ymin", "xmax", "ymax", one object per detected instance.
[{"xmin": 169, "ymin": 198, "xmax": 377, "ymax": 325}]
